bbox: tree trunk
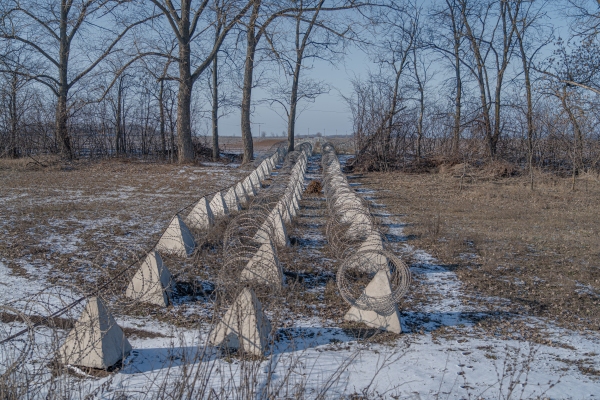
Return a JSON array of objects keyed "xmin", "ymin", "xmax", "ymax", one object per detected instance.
[
  {"xmin": 387, "ymin": 67, "xmax": 402, "ymax": 157},
  {"xmin": 287, "ymin": 61, "xmax": 301, "ymax": 153},
  {"xmin": 452, "ymin": 34, "xmax": 462, "ymax": 157},
  {"xmin": 490, "ymin": 1, "xmax": 512, "ymax": 158},
  {"xmin": 241, "ymin": 1, "xmax": 260, "ymax": 164},
  {"xmin": 57, "ymin": 0, "xmax": 72, "ymax": 160},
  {"xmin": 446, "ymin": 0, "xmax": 463, "ymax": 158},
  {"xmin": 9, "ymin": 74, "xmax": 19, "ymax": 158},
  {"xmin": 212, "ymin": 55, "xmax": 220, "ymax": 161},
  {"xmin": 159, "ymin": 80, "xmax": 167, "ymax": 159},
  {"xmin": 177, "ymin": 43, "xmax": 195, "ymax": 163},
  {"xmin": 174, "ymin": 0, "xmax": 195, "ymax": 164},
  {"xmin": 115, "ymin": 78, "xmax": 124, "ymax": 155},
  {"xmin": 416, "ymin": 85, "xmax": 424, "ymax": 160}
]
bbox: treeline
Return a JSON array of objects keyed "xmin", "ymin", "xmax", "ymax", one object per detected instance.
[
  {"xmin": 346, "ymin": 0, "xmax": 600, "ymax": 176},
  {"xmin": 1, "ymin": 0, "xmax": 600, "ymax": 172},
  {"xmin": 346, "ymin": 0, "xmax": 600, "ymax": 174},
  {"xmin": 0, "ymin": 0, "xmax": 361, "ymax": 163}
]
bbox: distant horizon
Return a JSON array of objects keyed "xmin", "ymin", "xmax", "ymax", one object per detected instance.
[{"xmin": 195, "ymin": 133, "xmax": 353, "ymax": 138}]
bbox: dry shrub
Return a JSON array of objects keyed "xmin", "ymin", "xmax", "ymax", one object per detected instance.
[
  {"xmin": 304, "ymin": 180, "xmax": 323, "ymax": 194},
  {"xmin": 481, "ymin": 159, "xmax": 520, "ymax": 179},
  {"xmin": 439, "ymin": 162, "xmax": 471, "ymax": 176}
]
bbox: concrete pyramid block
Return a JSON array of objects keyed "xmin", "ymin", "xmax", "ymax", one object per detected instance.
[
  {"xmin": 242, "ymin": 176, "xmax": 257, "ymax": 197},
  {"xmin": 268, "ymin": 208, "xmax": 289, "ymax": 248},
  {"xmin": 156, "ymin": 215, "xmax": 196, "ymax": 257},
  {"xmin": 253, "ymin": 222, "xmax": 271, "ymax": 245},
  {"xmin": 58, "ymin": 297, "xmax": 132, "ymax": 369},
  {"xmin": 210, "ymin": 191, "xmax": 229, "ymax": 218},
  {"xmin": 346, "ymin": 219, "xmax": 374, "ymax": 240},
  {"xmin": 358, "ymin": 234, "xmax": 388, "ymax": 272},
  {"xmin": 209, "ymin": 288, "xmax": 271, "ymax": 356},
  {"xmin": 277, "ymin": 200, "xmax": 292, "ymax": 224},
  {"xmin": 261, "ymin": 160, "xmax": 270, "ymax": 177},
  {"xmin": 126, "ymin": 251, "xmax": 173, "ymax": 307},
  {"xmin": 224, "ymin": 187, "xmax": 241, "ymax": 212},
  {"xmin": 344, "ymin": 270, "xmax": 402, "ymax": 334},
  {"xmin": 294, "ymin": 182, "xmax": 303, "ymax": 199},
  {"xmin": 255, "ymin": 166, "xmax": 265, "ymax": 182},
  {"xmin": 186, "ymin": 197, "xmax": 214, "ymax": 230},
  {"xmin": 235, "ymin": 182, "xmax": 249, "ymax": 205},
  {"xmin": 249, "ymin": 171, "xmax": 261, "ymax": 189},
  {"xmin": 240, "ymin": 241, "xmax": 283, "ymax": 288},
  {"xmin": 289, "ymin": 195, "xmax": 299, "ymax": 217},
  {"xmin": 253, "ymin": 208, "xmax": 289, "ymax": 248}
]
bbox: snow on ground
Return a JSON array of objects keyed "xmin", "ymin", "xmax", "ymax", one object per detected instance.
[
  {"xmin": 2, "ymin": 153, "xmax": 599, "ymax": 398},
  {"xmin": 88, "ymin": 154, "xmax": 600, "ymax": 398}
]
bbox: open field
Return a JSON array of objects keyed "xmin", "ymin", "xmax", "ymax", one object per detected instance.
[
  {"xmin": 0, "ymin": 153, "xmax": 599, "ymax": 398},
  {"xmin": 359, "ymin": 168, "xmax": 600, "ymax": 334}
]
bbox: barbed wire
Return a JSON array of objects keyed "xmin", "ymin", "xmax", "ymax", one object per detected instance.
[
  {"xmin": 0, "ymin": 144, "xmax": 285, "ymax": 378},
  {"xmin": 0, "ymin": 140, "xmax": 317, "ymax": 384},
  {"xmin": 320, "ymin": 142, "xmax": 411, "ymax": 313}
]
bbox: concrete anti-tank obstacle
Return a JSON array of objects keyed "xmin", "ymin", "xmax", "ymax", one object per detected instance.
[
  {"xmin": 235, "ymin": 182, "xmax": 249, "ymax": 205},
  {"xmin": 255, "ymin": 165, "xmax": 266, "ymax": 182},
  {"xmin": 260, "ymin": 160, "xmax": 270, "ymax": 177},
  {"xmin": 249, "ymin": 170, "xmax": 261, "ymax": 189},
  {"xmin": 276, "ymin": 199, "xmax": 292, "ymax": 224},
  {"xmin": 253, "ymin": 208, "xmax": 289, "ymax": 248},
  {"xmin": 209, "ymin": 191, "xmax": 229, "ymax": 218},
  {"xmin": 224, "ymin": 186, "xmax": 241, "ymax": 212},
  {"xmin": 357, "ymin": 232, "xmax": 388, "ymax": 272},
  {"xmin": 242, "ymin": 176, "xmax": 257, "ymax": 197},
  {"xmin": 240, "ymin": 240, "xmax": 283, "ymax": 288},
  {"xmin": 126, "ymin": 251, "xmax": 173, "ymax": 307},
  {"xmin": 268, "ymin": 208, "xmax": 289, "ymax": 248},
  {"xmin": 186, "ymin": 197, "xmax": 214, "ymax": 230},
  {"xmin": 156, "ymin": 214, "xmax": 196, "ymax": 257},
  {"xmin": 58, "ymin": 297, "xmax": 132, "ymax": 369},
  {"xmin": 343, "ymin": 269, "xmax": 402, "ymax": 334},
  {"xmin": 209, "ymin": 287, "xmax": 271, "ymax": 356},
  {"xmin": 289, "ymin": 195, "xmax": 299, "ymax": 218}
]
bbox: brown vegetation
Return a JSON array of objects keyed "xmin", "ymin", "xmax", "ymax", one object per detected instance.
[{"xmin": 359, "ymin": 167, "xmax": 600, "ymax": 332}]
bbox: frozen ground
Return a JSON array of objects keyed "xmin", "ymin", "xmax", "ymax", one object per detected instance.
[
  {"xmin": 91, "ymin": 155, "xmax": 599, "ymax": 398},
  {"xmin": 1, "ymin": 154, "xmax": 599, "ymax": 398}
]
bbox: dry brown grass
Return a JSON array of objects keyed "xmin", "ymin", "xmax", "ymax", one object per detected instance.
[
  {"xmin": 358, "ymin": 169, "xmax": 600, "ymax": 332},
  {"xmin": 0, "ymin": 158, "xmax": 248, "ymax": 327},
  {"xmin": 304, "ymin": 180, "xmax": 323, "ymax": 195}
]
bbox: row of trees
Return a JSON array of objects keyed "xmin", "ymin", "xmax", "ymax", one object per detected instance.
[
  {"xmin": 0, "ymin": 0, "xmax": 364, "ymax": 163},
  {"xmin": 2, "ymin": 0, "xmax": 600, "ymax": 172},
  {"xmin": 347, "ymin": 0, "xmax": 600, "ymax": 176}
]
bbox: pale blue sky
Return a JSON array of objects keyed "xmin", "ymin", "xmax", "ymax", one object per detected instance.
[{"xmin": 217, "ymin": 45, "xmax": 370, "ymax": 137}]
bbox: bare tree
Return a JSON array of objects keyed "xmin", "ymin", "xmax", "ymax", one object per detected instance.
[
  {"xmin": 430, "ymin": 0, "xmax": 466, "ymax": 157},
  {"xmin": 141, "ymin": 0, "xmax": 253, "ymax": 163},
  {"xmin": 239, "ymin": 0, "xmax": 364, "ymax": 163},
  {"xmin": 0, "ymin": 45, "xmax": 33, "ymax": 158},
  {"xmin": 284, "ymin": 0, "xmax": 326, "ymax": 152},
  {"xmin": 507, "ymin": 0, "xmax": 551, "ymax": 189},
  {"xmin": 0, "ymin": 0, "xmax": 153, "ymax": 159},
  {"xmin": 458, "ymin": 0, "xmax": 515, "ymax": 158}
]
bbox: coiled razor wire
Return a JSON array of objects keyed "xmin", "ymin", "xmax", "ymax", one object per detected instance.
[
  {"xmin": 336, "ymin": 250, "xmax": 411, "ymax": 315},
  {"xmin": 0, "ymin": 144, "xmax": 289, "ymax": 384},
  {"xmin": 219, "ymin": 144, "xmax": 312, "ymax": 299},
  {"xmin": 320, "ymin": 142, "xmax": 411, "ymax": 313}
]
